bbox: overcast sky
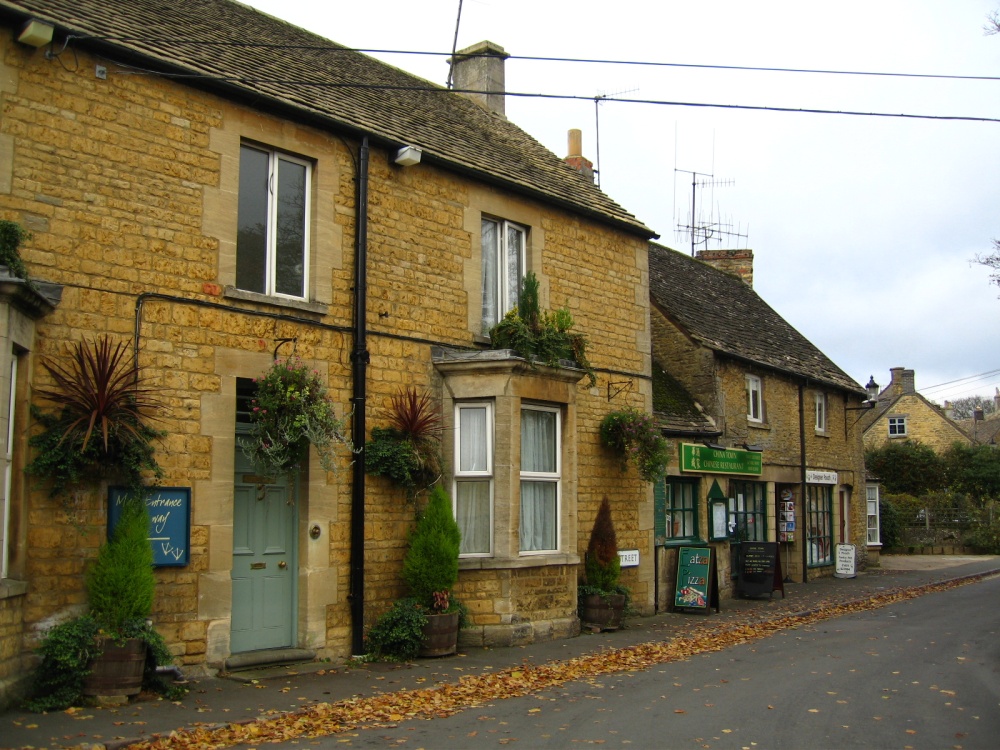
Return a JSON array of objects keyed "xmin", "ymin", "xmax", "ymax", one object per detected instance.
[{"xmin": 243, "ymin": 0, "xmax": 1000, "ymax": 406}]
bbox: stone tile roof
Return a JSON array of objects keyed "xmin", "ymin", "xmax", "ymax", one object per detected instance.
[
  {"xmin": 652, "ymin": 360, "xmax": 720, "ymax": 436},
  {"xmin": 648, "ymin": 242, "xmax": 863, "ymax": 395},
  {"xmin": 2, "ymin": 0, "xmax": 653, "ymax": 237}
]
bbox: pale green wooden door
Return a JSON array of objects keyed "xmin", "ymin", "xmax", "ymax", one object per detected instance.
[{"xmin": 231, "ymin": 446, "xmax": 297, "ymax": 653}]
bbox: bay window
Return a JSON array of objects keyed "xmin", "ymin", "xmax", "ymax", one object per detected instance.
[
  {"xmin": 454, "ymin": 402, "xmax": 493, "ymax": 556},
  {"xmin": 519, "ymin": 405, "xmax": 560, "ymax": 553}
]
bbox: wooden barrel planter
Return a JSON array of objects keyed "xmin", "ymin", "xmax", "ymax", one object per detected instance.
[
  {"xmin": 580, "ymin": 593, "xmax": 626, "ymax": 632},
  {"xmin": 419, "ymin": 611, "xmax": 460, "ymax": 657},
  {"xmin": 82, "ymin": 638, "xmax": 147, "ymax": 698}
]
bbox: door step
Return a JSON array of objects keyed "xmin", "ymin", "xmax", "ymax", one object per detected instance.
[{"xmin": 223, "ymin": 648, "xmax": 318, "ymax": 680}]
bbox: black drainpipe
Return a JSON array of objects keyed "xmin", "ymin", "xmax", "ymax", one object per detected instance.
[
  {"xmin": 798, "ymin": 382, "xmax": 808, "ymax": 583},
  {"xmin": 349, "ymin": 137, "xmax": 370, "ymax": 655}
]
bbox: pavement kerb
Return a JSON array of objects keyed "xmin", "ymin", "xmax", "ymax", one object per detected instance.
[{"xmin": 5, "ymin": 559, "xmax": 1000, "ymax": 750}]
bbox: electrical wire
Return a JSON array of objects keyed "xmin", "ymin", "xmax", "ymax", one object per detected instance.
[{"xmin": 71, "ymin": 36, "xmax": 1000, "ymax": 82}]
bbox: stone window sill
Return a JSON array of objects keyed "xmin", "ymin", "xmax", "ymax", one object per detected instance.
[
  {"xmin": 223, "ymin": 286, "xmax": 328, "ymax": 316},
  {"xmin": 0, "ymin": 578, "xmax": 27, "ymax": 600},
  {"xmin": 459, "ymin": 553, "xmax": 581, "ymax": 571}
]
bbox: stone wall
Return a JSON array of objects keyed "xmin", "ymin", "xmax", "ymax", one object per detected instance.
[{"xmin": 0, "ymin": 26, "xmax": 653, "ymax": 692}]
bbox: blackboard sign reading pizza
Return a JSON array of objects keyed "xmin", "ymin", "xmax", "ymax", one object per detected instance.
[
  {"xmin": 736, "ymin": 541, "xmax": 784, "ymax": 598},
  {"xmin": 108, "ymin": 487, "xmax": 191, "ymax": 567},
  {"xmin": 673, "ymin": 546, "xmax": 719, "ymax": 613}
]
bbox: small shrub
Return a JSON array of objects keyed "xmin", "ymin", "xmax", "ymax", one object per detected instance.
[
  {"xmin": 364, "ymin": 599, "xmax": 428, "ymax": 662},
  {"xmin": 0, "ymin": 219, "xmax": 30, "ymax": 280},
  {"xmin": 878, "ymin": 498, "xmax": 903, "ymax": 549},
  {"xmin": 584, "ymin": 497, "xmax": 621, "ymax": 593},
  {"xmin": 87, "ymin": 498, "xmax": 155, "ymax": 631}
]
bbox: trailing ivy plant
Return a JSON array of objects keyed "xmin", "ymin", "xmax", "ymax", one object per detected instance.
[
  {"xmin": 489, "ymin": 271, "xmax": 595, "ymax": 386},
  {"xmin": 600, "ymin": 407, "xmax": 669, "ymax": 482},
  {"xmin": 0, "ymin": 219, "xmax": 31, "ymax": 281},
  {"xmin": 243, "ymin": 358, "xmax": 352, "ymax": 478},
  {"xmin": 27, "ymin": 336, "xmax": 164, "ymax": 499},
  {"xmin": 365, "ymin": 387, "xmax": 442, "ymax": 494}
]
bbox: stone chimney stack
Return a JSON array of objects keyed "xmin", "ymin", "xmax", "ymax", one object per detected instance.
[
  {"xmin": 995, "ymin": 387, "xmax": 1000, "ymax": 413},
  {"xmin": 450, "ymin": 41, "xmax": 509, "ymax": 116},
  {"xmin": 696, "ymin": 249, "xmax": 755, "ymax": 287},
  {"xmin": 564, "ymin": 129, "xmax": 595, "ymax": 182},
  {"xmin": 943, "ymin": 401, "xmax": 954, "ymax": 419},
  {"xmin": 888, "ymin": 367, "xmax": 916, "ymax": 396}
]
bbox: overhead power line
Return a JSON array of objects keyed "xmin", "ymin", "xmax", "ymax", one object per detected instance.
[
  {"xmin": 80, "ymin": 37, "xmax": 1000, "ymax": 82},
  {"xmin": 106, "ymin": 64, "xmax": 1000, "ymax": 124}
]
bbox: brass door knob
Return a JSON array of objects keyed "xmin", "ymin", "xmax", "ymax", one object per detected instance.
[{"xmin": 278, "ymin": 561, "xmax": 288, "ymax": 569}]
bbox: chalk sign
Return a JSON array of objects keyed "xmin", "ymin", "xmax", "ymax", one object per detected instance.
[
  {"xmin": 835, "ymin": 543, "xmax": 856, "ymax": 579},
  {"xmin": 736, "ymin": 541, "xmax": 785, "ymax": 598},
  {"xmin": 108, "ymin": 487, "xmax": 191, "ymax": 567},
  {"xmin": 673, "ymin": 546, "xmax": 719, "ymax": 613}
]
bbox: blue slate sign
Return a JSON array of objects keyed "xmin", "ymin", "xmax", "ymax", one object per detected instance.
[{"xmin": 108, "ymin": 487, "xmax": 191, "ymax": 567}]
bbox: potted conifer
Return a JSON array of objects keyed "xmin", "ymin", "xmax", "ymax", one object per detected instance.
[
  {"xmin": 578, "ymin": 497, "xmax": 630, "ymax": 632},
  {"xmin": 365, "ymin": 486, "xmax": 464, "ymax": 660}
]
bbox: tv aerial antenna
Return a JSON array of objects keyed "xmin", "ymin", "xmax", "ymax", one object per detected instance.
[
  {"xmin": 593, "ymin": 87, "xmax": 638, "ymax": 188},
  {"xmin": 675, "ymin": 169, "xmax": 748, "ymax": 257}
]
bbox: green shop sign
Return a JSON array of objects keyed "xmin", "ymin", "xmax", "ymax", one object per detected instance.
[{"xmin": 679, "ymin": 443, "xmax": 762, "ymax": 476}]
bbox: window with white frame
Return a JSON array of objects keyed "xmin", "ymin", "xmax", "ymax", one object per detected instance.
[
  {"xmin": 814, "ymin": 392, "xmax": 827, "ymax": 433},
  {"xmin": 866, "ymin": 484, "xmax": 881, "ymax": 545},
  {"xmin": 481, "ymin": 218, "xmax": 526, "ymax": 334},
  {"xmin": 236, "ymin": 144, "xmax": 311, "ymax": 299},
  {"xmin": 0, "ymin": 353, "xmax": 16, "ymax": 579},
  {"xmin": 454, "ymin": 402, "xmax": 493, "ymax": 556},
  {"xmin": 520, "ymin": 405, "xmax": 560, "ymax": 553},
  {"xmin": 888, "ymin": 416, "xmax": 907, "ymax": 436},
  {"xmin": 746, "ymin": 374, "xmax": 763, "ymax": 423}
]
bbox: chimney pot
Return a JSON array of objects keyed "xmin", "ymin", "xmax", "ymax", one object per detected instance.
[
  {"xmin": 449, "ymin": 41, "xmax": 509, "ymax": 116},
  {"xmin": 564, "ymin": 128, "xmax": 594, "ymax": 182}
]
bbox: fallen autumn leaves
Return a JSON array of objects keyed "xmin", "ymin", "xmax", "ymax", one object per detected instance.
[{"xmin": 127, "ymin": 574, "xmax": 992, "ymax": 749}]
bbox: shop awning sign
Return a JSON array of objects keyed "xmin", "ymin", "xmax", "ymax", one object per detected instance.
[{"xmin": 680, "ymin": 443, "xmax": 762, "ymax": 476}]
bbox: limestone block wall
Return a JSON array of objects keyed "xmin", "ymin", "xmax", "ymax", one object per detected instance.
[
  {"xmin": 863, "ymin": 394, "xmax": 970, "ymax": 453},
  {"xmin": 0, "ymin": 25, "xmax": 655, "ymax": 685}
]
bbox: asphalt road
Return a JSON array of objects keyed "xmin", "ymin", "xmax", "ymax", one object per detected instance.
[{"xmin": 302, "ymin": 574, "xmax": 1000, "ymax": 749}]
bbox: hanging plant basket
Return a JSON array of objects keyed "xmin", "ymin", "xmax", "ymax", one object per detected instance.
[{"xmin": 600, "ymin": 408, "xmax": 669, "ymax": 482}]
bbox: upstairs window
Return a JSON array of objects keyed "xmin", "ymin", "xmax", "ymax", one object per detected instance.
[
  {"xmin": 888, "ymin": 416, "xmax": 907, "ymax": 436},
  {"xmin": 746, "ymin": 374, "xmax": 763, "ymax": 423},
  {"xmin": 814, "ymin": 392, "xmax": 827, "ymax": 433},
  {"xmin": 237, "ymin": 144, "xmax": 311, "ymax": 300},
  {"xmin": 481, "ymin": 218, "xmax": 525, "ymax": 334}
]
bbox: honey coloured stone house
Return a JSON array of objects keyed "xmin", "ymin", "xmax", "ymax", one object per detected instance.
[
  {"xmin": 861, "ymin": 367, "xmax": 973, "ymax": 453},
  {"xmin": 647, "ymin": 245, "xmax": 870, "ymax": 603},
  {"xmin": 0, "ymin": 0, "xmax": 658, "ymax": 703}
]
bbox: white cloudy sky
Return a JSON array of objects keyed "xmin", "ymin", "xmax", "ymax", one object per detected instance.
[{"xmin": 243, "ymin": 0, "xmax": 1000, "ymax": 405}]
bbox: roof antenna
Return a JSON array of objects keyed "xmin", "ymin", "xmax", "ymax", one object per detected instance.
[
  {"xmin": 446, "ymin": 0, "xmax": 464, "ymax": 89},
  {"xmin": 674, "ymin": 168, "xmax": 746, "ymax": 256},
  {"xmin": 593, "ymin": 87, "xmax": 637, "ymax": 188}
]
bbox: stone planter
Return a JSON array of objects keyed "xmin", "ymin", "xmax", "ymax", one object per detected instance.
[
  {"xmin": 419, "ymin": 611, "xmax": 460, "ymax": 657},
  {"xmin": 82, "ymin": 637, "xmax": 146, "ymax": 699},
  {"xmin": 579, "ymin": 593, "xmax": 626, "ymax": 632}
]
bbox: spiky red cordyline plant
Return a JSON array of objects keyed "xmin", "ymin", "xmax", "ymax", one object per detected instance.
[
  {"xmin": 389, "ymin": 387, "xmax": 442, "ymax": 442},
  {"xmin": 33, "ymin": 336, "xmax": 162, "ymax": 453}
]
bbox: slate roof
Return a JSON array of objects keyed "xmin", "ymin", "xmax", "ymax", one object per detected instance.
[
  {"xmin": 651, "ymin": 360, "xmax": 720, "ymax": 436},
  {"xmin": 1, "ymin": 0, "xmax": 653, "ymax": 238},
  {"xmin": 648, "ymin": 243, "xmax": 863, "ymax": 395}
]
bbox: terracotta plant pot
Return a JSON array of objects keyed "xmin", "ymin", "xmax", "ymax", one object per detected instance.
[
  {"xmin": 82, "ymin": 637, "xmax": 147, "ymax": 698},
  {"xmin": 580, "ymin": 593, "xmax": 626, "ymax": 632},
  {"xmin": 419, "ymin": 611, "xmax": 460, "ymax": 657}
]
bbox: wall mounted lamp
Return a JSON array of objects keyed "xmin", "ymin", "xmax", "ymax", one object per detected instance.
[
  {"xmin": 17, "ymin": 19, "xmax": 54, "ymax": 48},
  {"xmin": 846, "ymin": 375, "xmax": 880, "ymax": 411},
  {"xmin": 393, "ymin": 145, "xmax": 422, "ymax": 166}
]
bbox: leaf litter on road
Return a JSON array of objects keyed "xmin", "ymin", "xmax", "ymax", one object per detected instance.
[{"xmin": 128, "ymin": 575, "xmax": 987, "ymax": 749}]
